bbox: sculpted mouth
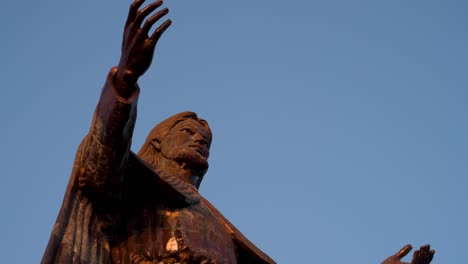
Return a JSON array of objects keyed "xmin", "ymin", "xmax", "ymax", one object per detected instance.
[{"xmin": 189, "ymin": 145, "xmax": 207, "ymax": 157}]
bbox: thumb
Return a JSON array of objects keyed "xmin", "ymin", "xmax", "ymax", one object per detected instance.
[{"xmin": 396, "ymin": 244, "xmax": 413, "ymax": 260}]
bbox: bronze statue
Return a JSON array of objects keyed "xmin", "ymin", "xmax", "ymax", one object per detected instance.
[
  {"xmin": 42, "ymin": 1, "xmax": 436, "ymax": 263},
  {"xmin": 42, "ymin": 0, "xmax": 274, "ymax": 263}
]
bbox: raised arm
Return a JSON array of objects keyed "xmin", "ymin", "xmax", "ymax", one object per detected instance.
[{"xmin": 78, "ymin": 0, "xmax": 171, "ymax": 195}]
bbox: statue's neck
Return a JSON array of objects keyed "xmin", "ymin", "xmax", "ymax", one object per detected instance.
[{"xmin": 155, "ymin": 156, "xmax": 199, "ymax": 188}]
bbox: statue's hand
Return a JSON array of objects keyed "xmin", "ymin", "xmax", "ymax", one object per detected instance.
[
  {"xmin": 115, "ymin": 0, "xmax": 171, "ymax": 97},
  {"xmin": 382, "ymin": 244, "xmax": 435, "ymax": 264},
  {"xmin": 409, "ymin": 245, "xmax": 435, "ymax": 264}
]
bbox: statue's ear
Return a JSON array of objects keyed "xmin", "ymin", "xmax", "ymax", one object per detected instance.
[{"xmin": 150, "ymin": 139, "xmax": 161, "ymax": 151}]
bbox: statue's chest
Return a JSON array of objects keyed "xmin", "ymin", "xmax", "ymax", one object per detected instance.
[{"xmin": 111, "ymin": 203, "xmax": 237, "ymax": 263}]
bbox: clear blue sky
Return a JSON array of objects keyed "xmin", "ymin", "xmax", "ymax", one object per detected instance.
[{"xmin": 1, "ymin": 0, "xmax": 467, "ymax": 263}]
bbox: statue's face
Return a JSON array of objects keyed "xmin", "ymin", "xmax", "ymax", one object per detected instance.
[{"xmin": 160, "ymin": 119, "xmax": 211, "ymax": 170}]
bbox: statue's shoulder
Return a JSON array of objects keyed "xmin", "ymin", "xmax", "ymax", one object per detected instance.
[{"xmin": 199, "ymin": 196, "xmax": 276, "ymax": 264}]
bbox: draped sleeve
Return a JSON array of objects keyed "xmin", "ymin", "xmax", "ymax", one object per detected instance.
[
  {"xmin": 77, "ymin": 67, "xmax": 140, "ymax": 197},
  {"xmin": 42, "ymin": 67, "xmax": 140, "ymax": 264}
]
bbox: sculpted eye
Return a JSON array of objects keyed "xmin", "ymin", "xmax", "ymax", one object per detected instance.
[{"xmin": 181, "ymin": 128, "xmax": 194, "ymax": 135}]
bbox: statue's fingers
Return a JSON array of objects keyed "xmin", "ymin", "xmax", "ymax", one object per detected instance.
[
  {"xmin": 126, "ymin": 0, "xmax": 146, "ymax": 28},
  {"xmin": 423, "ymin": 251, "xmax": 431, "ymax": 264},
  {"xmin": 134, "ymin": 0, "xmax": 163, "ymax": 28},
  {"xmin": 429, "ymin": 250, "xmax": 435, "ymax": 263},
  {"xmin": 420, "ymin": 244, "xmax": 430, "ymax": 252},
  {"xmin": 421, "ymin": 245, "xmax": 434, "ymax": 264},
  {"xmin": 411, "ymin": 250, "xmax": 421, "ymax": 264},
  {"xmin": 142, "ymin": 7, "xmax": 169, "ymax": 34},
  {"xmin": 421, "ymin": 245, "xmax": 431, "ymax": 263},
  {"xmin": 151, "ymin": 19, "xmax": 171, "ymax": 42},
  {"xmin": 397, "ymin": 244, "xmax": 413, "ymax": 259}
]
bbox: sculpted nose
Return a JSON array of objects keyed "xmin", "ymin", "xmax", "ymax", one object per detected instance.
[{"xmin": 193, "ymin": 133, "xmax": 208, "ymax": 146}]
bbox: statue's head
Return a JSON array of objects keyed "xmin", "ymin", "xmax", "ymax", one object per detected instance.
[{"xmin": 138, "ymin": 111, "xmax": 212, "ymax": 187}]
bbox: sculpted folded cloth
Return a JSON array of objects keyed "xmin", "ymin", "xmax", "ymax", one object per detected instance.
[{"xmin": 42, "ymin": 68, "xmax": 276, "ymax": 263}]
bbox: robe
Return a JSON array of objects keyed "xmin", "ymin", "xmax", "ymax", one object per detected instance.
[{"xmin": 42, "ymin": 68, "xmax": 275, "ymax": 264}]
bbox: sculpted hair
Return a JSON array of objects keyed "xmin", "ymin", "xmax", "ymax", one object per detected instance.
[{"xmin": 137, "ymin": 111, "xmax": 212, "ymax": 171}]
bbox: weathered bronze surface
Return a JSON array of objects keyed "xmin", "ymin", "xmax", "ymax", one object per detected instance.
[
  {"xmin": 42, "ymin": 1, "xmax": 274, "ymax": 263},
  {"xmin": 42, "ymin": 1, "xmax": 436, "ymax": 263}
]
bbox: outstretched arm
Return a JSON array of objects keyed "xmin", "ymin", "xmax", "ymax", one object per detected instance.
[
  {"xmin": 382, "ymin": 244, "xmax": 435, "ymax": 264},
  {"xmin": 42, "ymin": 2, "xmax": 172, "ymax": 262},
  {"xmin": 78, "ymin": 0, "xmax": 171, "ymax": 195}
]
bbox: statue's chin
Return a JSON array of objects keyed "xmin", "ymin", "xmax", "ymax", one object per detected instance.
[{"xmin": 173, "ymin": 149, "xmax": 208, "ymax": 173}]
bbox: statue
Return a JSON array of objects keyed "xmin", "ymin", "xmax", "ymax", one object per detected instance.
[
  {"xmin": 41, "ymin": 1, "xmax": 436, "ymax": 263},
  {"xmin": 42, "ymin": 0, "xmax": 274, "ymax": 263}
]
